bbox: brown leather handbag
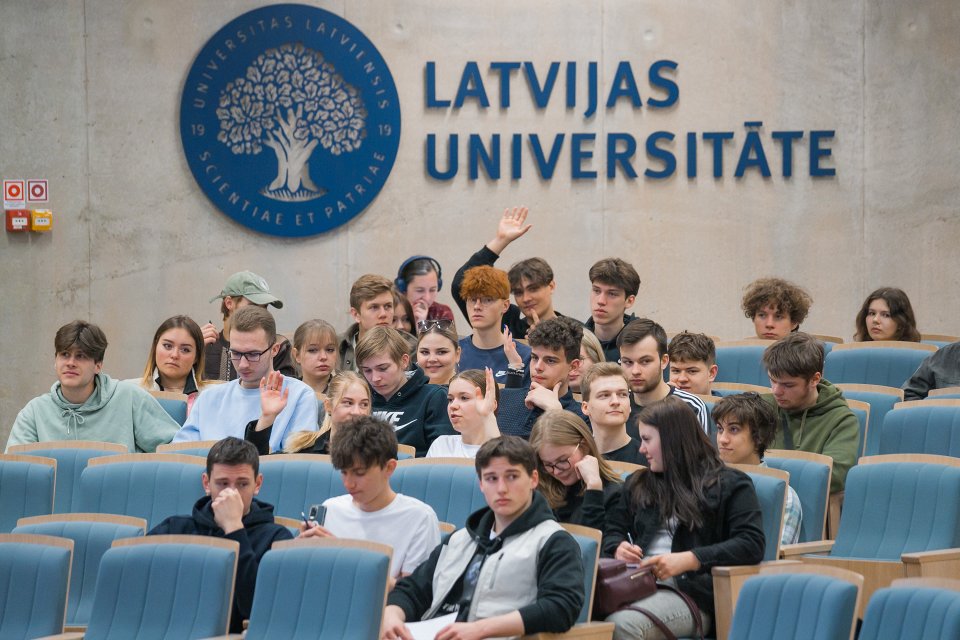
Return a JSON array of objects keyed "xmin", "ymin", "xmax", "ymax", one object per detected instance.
[{"xmin": 593, "ymin": 558, "xmax": 704, "ymax": 640}]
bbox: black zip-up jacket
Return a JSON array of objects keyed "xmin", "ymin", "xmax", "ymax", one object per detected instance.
[
  {"xmin": 601, "ymin": 466, "xmax": 764, "ymax": 627},
  {"xmin": 148, "ymin": 496, "xmax": 293, "ymax": 632},
  {"xmin": 583, "ymin": 313, "xmax": 636, "ymax": 363},
  {"xmin": 388, "ymin": 492, "xmax": 584, "ymax": 635},
  {"xmin": 371, "ymin": 367, "xmax": 455, "ymax": 456},
  {"xmin": 452, "ymin": 245, "xmax": 578, "ymax": 338}
]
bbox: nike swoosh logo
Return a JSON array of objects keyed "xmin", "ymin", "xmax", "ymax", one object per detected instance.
[{"xmin": 394, "ymin": 420, "xmax": 417, "ymax": 431}]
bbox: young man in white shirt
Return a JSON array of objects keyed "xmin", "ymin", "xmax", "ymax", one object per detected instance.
[{"xmin": 300, "ymin": 415, "xmax": 440, "ymax": 579}]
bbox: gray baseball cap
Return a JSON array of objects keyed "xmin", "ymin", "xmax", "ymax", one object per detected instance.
[{"xmin": 210, "ymin": 271, "xmax": 283, "ymax": 308}]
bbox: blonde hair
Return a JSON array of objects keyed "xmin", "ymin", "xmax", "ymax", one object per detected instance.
[
  {"xmin": 292, "ymin": 319, "xmax": 339, "ymax": 377},
  {"xmin": 284, "ymin": 371, "xmax": 370, "ymax": 453},
  {"xmin": 529, "ymin": 410, "xmax": 621, "ymax": 510},
  {"xmin": 356, "ymin": 326, "xmax": 410, "ymax": 367},
  {"xmin": 140, "ymin": 315, "xmax": 206, "ymax": 392},
  {"xmin": 580, "ymin": 328, "xmax": 605, "ymax": 366}
]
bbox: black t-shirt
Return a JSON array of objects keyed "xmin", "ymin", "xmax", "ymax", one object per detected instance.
[
  {"xmin": 436, "ymin": 548, "xmax": 488, "ymax": 621},
  {"xmin": 602, "ymin": 437, "xmax": 648, "ymax": 466}
]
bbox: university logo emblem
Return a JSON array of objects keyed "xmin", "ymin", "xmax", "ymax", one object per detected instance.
[{"xmin": 180, "ymin": 4, "xmax": 400, "ymax": 237}]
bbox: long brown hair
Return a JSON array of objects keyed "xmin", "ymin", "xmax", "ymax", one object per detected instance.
[
  {"xmin": 628, "ymin": 397, "xmax": 724, "ymax": 530},
  {"xmin": 284, "ymin": 371, "xmax": 370, "ymax": 453},
  {"xmin": 140, "ymin": 315, "xmax": 205, "ymax": 391},
  {"xmin": 854, "ymin": 287, "xmax": 920, "ymax": 342},
  {"xmin": 529, "ymin": 410, "xmax": 621, "ymax": 510}
]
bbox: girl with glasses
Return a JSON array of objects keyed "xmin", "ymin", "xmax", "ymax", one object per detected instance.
[{"xmin": 529, "ymin": 410, "xmax": 621, "ymax": 531}]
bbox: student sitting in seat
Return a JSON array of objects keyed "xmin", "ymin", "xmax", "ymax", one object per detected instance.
[
  {"xmin": 741, "ymin": 277, "xmax": 813, "ymax": 341},
  {"xmin": 713, "ymin": 392, "xmax": 802, "ymax": 545},
  {"xmin": 667, "ymin": 331, "xmax": 719, "ymax": 397},
  {"xmin": 761, "ymin": 333, "xmax": 858, "ymax": 493},
  {"xmin": 416, "ymin": 321, "xmax": 462, "ymax": 387},
  {"xmin": 7, "ymin": 320, "xmax": 178, "ymax": 452},
  {"xmin": 584, "ymin": 258, "xmax": 641, "ymax": 363},
  {"xmin": 359, "ymin": 326, "xmax": 454, "ymax": 457},
  {"xmin": 131, "ymin": 315, "xmax": 208, "ymax": 413},
  {"xmin": 247, "ymin": 370, "xmax": 370, "ymax": 455},
  {"xmin": 853, "ymin": 287, "xmax": 921, "ymax": 343},
  {"xmin": 579, "ymin": 362, "xmax": 647, "ymax": 465},
  {"xmin": 428, "ymin": 369, "xmax": 501, "ymax": 458},
  {"xmin": 567, "ymin": 328, "xmax": 605, "ymax": 396},
  {"xmin": 339, "ymin": 274, "xmax": 413, "ymax": 373},
  {"xmin": 290, "ymin": 319, "xmax": 339, "ymax": 396},
  {"xmin": 530, "ymin": 409, "xmax": 622, "ymax": 531},
  {"xmin": 148, "ymin": 437, "xmax": 293, "ymax": 633},
  {"xmin": 381, "ymin": 436, "xmax": 584, "ymax": 639},
  {"xmin": 299, "ymin": 416, "xmax": 440, "ymax": 580},
  {"xmin": 497, "ymin": 317, "xmax": 587, "ymax": 438}
]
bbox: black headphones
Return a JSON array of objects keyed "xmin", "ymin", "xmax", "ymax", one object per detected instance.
[{"xmin": 395, "ymin": 255, "xmax": 443, "ymax": 293}]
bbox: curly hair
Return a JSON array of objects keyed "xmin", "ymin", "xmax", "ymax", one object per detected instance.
[
  {"xmin": 460, "ymin": 265, "xmax": 510, "ymax": 300},
  {"xmin": 711, "ymin": 393, "xmax": 778, "ymax": 457},
  {"xmin": 854, "ymin": 287, "xmax": 921, "ymax": 342},
  {"xmin": 741, "ymin": 277, "xmax": 813, "ymax": 325},
  {"xmin": 528, "ymin": 317, "xmax": 583, "ymax": 362}
]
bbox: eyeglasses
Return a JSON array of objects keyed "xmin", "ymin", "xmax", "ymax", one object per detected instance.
[
  {"xmin": 541, "ymin": 440, "xmax": 583, "ymax": 473},
  {"xmin": 467, "ymin": 296, "xmax": 499, "ymax": 307},
  {"xmin": 227, "ymin": 344, "xmax": 274, "ymax": 363},
  {"xmin": 417, "ymin": 319, "xmax": 455, "ymax": 334}
]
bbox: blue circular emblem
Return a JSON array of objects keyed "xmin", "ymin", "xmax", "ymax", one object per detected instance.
[{"xmin": 180, "ymin": 4, "xmax": 400, "ymax": 237}]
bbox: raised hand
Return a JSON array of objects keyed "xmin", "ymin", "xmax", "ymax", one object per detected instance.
[
  {"xmin": 201, "ymin": 322, "xmax": 219, "ymax": 345},
  {"xmin": 502, "ymin": 325, "xmax": 522, "ymax": 368},
  {"xmin": 258, "ymin": 370, "xmax": 289, "ymax": 428},
  {"xmin": 487, "ymin": 206, "xmax": 532, "ymax": 254}
]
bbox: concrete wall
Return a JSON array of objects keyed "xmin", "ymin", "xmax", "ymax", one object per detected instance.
[{"xmin": 2, "ymin": 0, "xmax": 958, "ymax": 444}]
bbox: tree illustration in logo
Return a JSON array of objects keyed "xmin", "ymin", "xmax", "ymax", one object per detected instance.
[{"xmin": 216, "ymin": 43, "xmax": 366, "ymax": 201}]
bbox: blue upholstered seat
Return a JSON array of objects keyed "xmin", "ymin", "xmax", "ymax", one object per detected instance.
[
  {"xmin": 860, "ymin": 582, "xmax": 960, "ymax": 640},
  {"xmin": 0, "ymin": 533, "xmax": 73, "ymax": 639},
  {"xmin": 13, "ymin": 514, "xmax": 146, "ymax": 628},
  {"xmin": 76, "ymin": 454, "xmax": 205, "ymax": 529},
  {"xmin": 872, "ymin": 403, "xmax": 960, "ymax": 458},
  {"xmin": 155, "ymin": 397, "xmax": 188, "ymax": 425},
  {"xmin": 257, "ymin": 455, "xmax": 347, "ymax": 520},
  {"xmin": 6, "ymin": 441, "xmax": 125, "ymax": 513},
  {"xmin": 830, "ymin": 460, "xmax": 960, "ymax": 560},
  {"xmin": 728, "ymin": 571, "xmax": 859, "ymax": 640},
  {"xmin": 824, "ymin": 343, "xmax": 935, "ymax": 389},
  {"xmin": 84, "ymin": 536, "xmax": 237, "ymax": 639},
  {"xmin": 562, "ymin": 524, "xmax": 600, "ymax": 624},
  {"xmin": 0, "ymin": 454, "xmax": 56, "ymax": 532},
  {"xmin": 737, "ymin": 467, "xmax": 788, "ymax": 561},
  {"xmin": 391, "ymin": 459, "xmax": 486, "ymax": 528},
  {"xmin": 836, "ymin": 385, "xmax": 903, "ymax": 456},
  {"xmin": 765, "ymin": 452, "xmax": 831, "ymax": 542},
  {"xmin": 243, "ymin": 539, "xmax": 391, "ymax": 640},
  {"xmin": 714, "ymin": 344, "xmax": 772, "ymax": 387}
]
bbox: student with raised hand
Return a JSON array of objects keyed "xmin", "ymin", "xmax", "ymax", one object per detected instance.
[
  {"xmin": 498, "ymin": 317, "xmax": 588, "ymax": 439},
  {"xmin": 246, "ymin": 370, "xmax": 370, "ymax": 455},
  {"xmin": 741, "ymin": 277, "xmax": 813, "ymax": 340},
  {"xmin": 853, "ymin": 287, "xmax": 921, "ymax": 342},
  {"xmin": 131, "ymin": 315, "xmax": 208, "ymax": 413},
  {"xmin": 174, "ymin": 306, "xmax": 318, "ymax": 453},
  {"xmin": 452, "ymin": 206, "xmax": 572, "ymax": 339},
  {"xmin": 579, "ymin": 362, "xmax": 647, "ymax": 465},
  {"xmin": 8, "ymin": 320, "xmax": 178, "ymax": 452},
  {"xmin": 530, "ymin": 409, "xmax": 622, "ymax": 531},
  {"xmin": 568, "ymin": 327, "xmax": 605, "ymax": 395},
  {"xmin": 584, "ymin": 258, "xmax": 641, "ymax": 362},
  {"xmin": 358, "ymin": 326, "xmax": 454, "ymax": 456},
  {"xmin": 299, "ymin": 416, "xmax": 441, "ymax": 581},
  {"xmin": 603, "ymin": 397, "xmax": 765, "ymax": 640},
  {"xmin": 395, "ymin": 256, "xmax": 456, "ymax": 326},
  {"xmin": 291, "ymin": 319, "xmax": 338, "ymax": 395},
  {"xmin": 381, "ymin": 436, "xmax": 584, "ymax": 640},
  {"xmin": 712, "ymin": 393, "xmax": 802, "ymax": 546},
  {"xmin": 428, "ymin": 368, "xmax": 501, "ymax": 458},
  {"xmin": 203, "ymin": 270, "xmax": 296, "ymax": 381},
  {"xmin": 416, "ymin": 321, "xmax": 461, "ymax": 387},
  {"xmin": 457, "ymin": 265, "xmax": 531, "ymax": 383}
]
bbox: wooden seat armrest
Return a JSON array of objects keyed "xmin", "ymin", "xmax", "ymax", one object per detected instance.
[
  {"xmin": 902, "ymin": 548, "xmax": 960, "ymax": 579},
  {"xmin": 34, "ymin": 635, "xmax": 86, "ymax": 640},
  {"xmin": 780, "ymin": 540, "xmax": 834, "ymax": 558},
  {"xmin": 196, "ymin": 635, "xmax": 244, "ymax": 640},
  {"xmin": 522, "ymin": 621, "xmax": 616, "ymax": 639},
  {"xmin": 902, "ymin": 548, "xmax": 960, "ymax": 564}
]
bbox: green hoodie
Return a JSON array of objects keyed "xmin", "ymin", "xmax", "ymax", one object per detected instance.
[
  {"xmin": 765, "ymin": 380, "xmax": 859, "ymax": 493},
  {"xmin": 6, "ymin": 373, "xmax": 179, "ymax": 452}
]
